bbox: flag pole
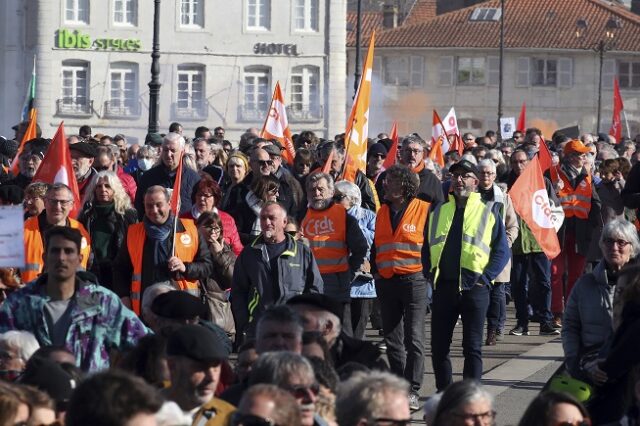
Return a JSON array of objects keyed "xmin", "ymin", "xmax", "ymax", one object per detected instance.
[{"xmin": 623, "ymin": 110, "xmax": 631, "ymax": 139}]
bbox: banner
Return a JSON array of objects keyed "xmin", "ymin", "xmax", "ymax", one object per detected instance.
[
  {"xmin": 0, "ymin": 206, "xmax": 25, "ymax": 268},
  {"xmin": 500, "ymin": 117, "xmax": 516, "ymax": 139}
]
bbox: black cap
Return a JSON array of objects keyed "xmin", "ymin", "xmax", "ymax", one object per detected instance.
[
  {"xmin": 20, "ymin": 357, "xmax": 76, "ymax": 405},
  {"xmin": 145, "ymin": 133, "xmax": 164, "ymax": 146},
  {"xmin": 167, "ymin": 324, "xmax": 230, "ymax": 362},
  {"xmin": 0, "ymin": 137, "xmax": 18, "ymax": 158},
  {"xmin": 448, "ymin": 159, "xmax": 479, "ymax": 177},
  {"xmin": 151, "ymin": 290, "xmax": 207, "ymax": 320},
  {"xmin": 287, "ymin": 293, "xmax": 344, "ymax": 321},
  {"xmin": 263, "ymin": 144, "xmax": 282, "ymax": 157},
  {"xmin": 69, "ymin": 141, "xmax": 97, "ymax": 158},
  {"xmin": 367, "ymin": 143, "xmax": 388, "ymax": 159}
]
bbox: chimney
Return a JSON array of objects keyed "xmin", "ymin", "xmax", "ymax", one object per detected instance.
[
  {"xmin": 632, "ymin": 0, "xmax": 640, "ymax": 15},
  {"xmin": 383, "ymin": 4, "xmax": 398, "ymax": 28}
]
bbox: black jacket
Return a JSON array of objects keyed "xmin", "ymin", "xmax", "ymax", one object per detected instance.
[
  {"xmin": 376, "ymin": 166, "xmax": 444, "ymax": 205},
  {"xmin": 133, "ymin": 164, "xmax": 201, "ymax": 219},
  {"xmin": 330, "ymin": 332, "xmax": 389, "ymax": 371}
]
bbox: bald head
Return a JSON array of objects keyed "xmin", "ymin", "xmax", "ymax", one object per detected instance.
[{"xmin": 251, "ymin": 148, "xmax": 273, "ymax": 177}]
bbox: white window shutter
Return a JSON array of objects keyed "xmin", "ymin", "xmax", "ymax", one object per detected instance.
[
  {"xmin": 602, "ymin": 59, "xmax": 616, "ymax": 90},
  {"xmin": 557, "ymin": 58, "xmax": 573, "ymax": 88},
  {"xmin": 438, "ymin": 56, "xmax": 453, "ymax": 86},
  {"xmin": 516, "ymin": 57, "xmax": 530, "ymax": 87},
  {"xmin": 488, "ymin": 56, "xmax": 499, "ymax": 86},
  {"xmin": 410, "ymin": 56, "xmax": 424, "ymax": 87}
]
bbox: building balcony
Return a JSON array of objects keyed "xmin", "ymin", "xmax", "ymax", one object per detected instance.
[
  {"xmin": 287, "ymin": 105, "xmax": 324, "ymax": 123},
  {"xmin": 56, "ymin": 98, "xmax": 93, "ymax": 117},
  {"xmin": 171, "ymin": 101, "xmax": 209, "ymax": 121},
  {"xmin": 237, "ymin": 105, "xmax": 267, "ymax": 123},
  {"xmin": 103, "ymin": 101, "xmax": 142, "ymax": 119}
]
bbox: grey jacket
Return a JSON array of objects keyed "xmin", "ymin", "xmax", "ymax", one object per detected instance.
[
  {"xmin": 231, "ymin": 233, "xmax": 323, "ymax": 336},
  {"xmin": 486, "ymin": 185, "xmax": 519, "ymax": 283},
  {"xmin": 562, "ymin": 260, "xmax": 614, "ymax": 377}
]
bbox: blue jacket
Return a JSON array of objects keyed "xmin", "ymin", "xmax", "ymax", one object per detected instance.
[
  {"xmin": 0, "ymin": 272, "xmax": 149, "ymax": 372},
  {"xmin": 347, "ymin": 206, "xmax": 377, "ymax": 298}
]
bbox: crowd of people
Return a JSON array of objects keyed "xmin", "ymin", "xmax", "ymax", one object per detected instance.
[{"xmin": 0, "ymin": 120, "xmax": 639, "ymax": 425}]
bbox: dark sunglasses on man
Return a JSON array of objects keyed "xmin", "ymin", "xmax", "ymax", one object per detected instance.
[{"xmin": 231, "ymin": 413, "xmax": 277, "ymax": 426}]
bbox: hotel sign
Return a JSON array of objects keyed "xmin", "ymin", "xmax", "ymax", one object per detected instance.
[
  {"xmin": 253, "ymin": 43, "xmax": 299, "ymax": 56},
  {"xmin": 56, "ymin": 29, "xmax": 141, "ymax": 51}
]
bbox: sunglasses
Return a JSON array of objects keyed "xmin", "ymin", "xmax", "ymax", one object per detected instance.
[
  {"xmin": 333, "ymin": 193, "xmax": 347, "ymax": 201},
  {"xmin": 373, "ymin": 418, "xmax": 413, "ymax": 426},
  {"xmin": 257, "ymin": 160, "xmax": 274, "ymax": 166},
  {"xmin": 231, "ymin": 413, "xmax": 277, "ymax": 426},
  {"xmin": 284, "ymin": 382, "xmax": 320, "ymax": 400}
]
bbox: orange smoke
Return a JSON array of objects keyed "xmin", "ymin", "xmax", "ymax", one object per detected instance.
[{"xmin": 528, "ymin": 118, "xmax": 560, "ymax": 138}]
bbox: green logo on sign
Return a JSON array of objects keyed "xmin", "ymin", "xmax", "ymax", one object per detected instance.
[{"xmin": 56, "ymin": 29, "xmax": 141, "ymax": 51}]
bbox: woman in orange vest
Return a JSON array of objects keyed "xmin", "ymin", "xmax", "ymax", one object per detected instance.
[{"xmin": 372, "ymin": 164, "xmax": 430, "ymax": 410}]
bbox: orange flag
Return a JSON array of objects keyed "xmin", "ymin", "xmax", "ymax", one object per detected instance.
[
  {"xmin": 429, "ymin": 111, "xmax": 447, "ymax": 167},
  {"xmin": 609, "ymin": 77, "xmax": 624, "ymax": 143},
  {"xmin": 517, "ymin": 102, "xmax": 526, "ymax": 133},
  {"xmin": 321, "ymin": 150, "xmax": 334, "ymax": 174},
  {"xmin": 170, "ymin": 151, "xmax": 184, "ymax": 215},
  {"xmin": 261, "ymin": 81, "xmax": 296, "ymax": 165},
  {"xmin": 537, "ymin": 135, "xmax": 559, "ymax": 183},
  {"xmin": 343, "ymin": 31, "xmax": 375, "ymax": 182},
  {"xmin": 32, "ymin": 121, "xmax": 81, "ymax": 218},
  {"xmin": 382, "ymin": 121, "xmax": 398, "ymax": 169},
  {"xmin": 11, "ymin": 108, "xmax": 37, "ymax": 176},
  {"xmin": 509, "ymin": 155, "xmax": 561, "ymax": 259}
]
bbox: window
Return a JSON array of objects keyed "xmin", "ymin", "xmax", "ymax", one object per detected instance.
[
  {"xmin": 457, "ymin": 57, "xmax": 485, "ymax": 85},
  {"xmin": 243, "ymin": 67, "xmax": 270, "ymax": 120},
  {"xmin": 532, "ymin": 59, "xmax": 557, "ymax": 86},
  {"xmin": 384, "ymin": 57, "xmax": 409, "ymax": 86},
  {"xmin": 107, "ymin": 63, "xmax": 138, "ymax": 116},
  {"xmin": 176, "ymin": 65, "xmax": 205, "ymax": 115},
  {"xmin": 65, "ymin": 0, "xmax": 89, "ymax": 24},
  {"xmin": 181, "ymin": 0, "xmax": 204, "ymax": 28},
  {"xmin": 290, "ymin": 66, "xmax": 320, "ymax": 120},
  {"xmin": 60, "ymin": 61, "xmax": 90, "ymax": 114},
  {"xmin": 247, "ymin": 0, "xmax": 271, "ymax": 30},
  {"xmin": 294, "ymin": 0, "xmax": 318, "ymax": 31},
  {"xmin": 469, "ymin": 8, "xmax": 502, "ymax": 21},
  {"xmin": 114, "ymin": 0, "xmax": 137, "ymax": 26},
  {"xmin": 618, "ymin": 61, "xmax": 640, "ymax": 89}
]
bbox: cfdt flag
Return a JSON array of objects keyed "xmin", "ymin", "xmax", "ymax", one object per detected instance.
[
  {"xmin": 32, "ymin": 122, "xmax": 81, "ymax": 218},
  {"xmin": 343, "ymin": 31, "xmax": 375, "ymax": 182},
  {"xmin": 382, "ymin": 122, "xmax": 398, "ymax": 168},
  {"xmin": 609, "ymin": 77, "xmax": 624, "ymax": 143},
  {"xmin": 10, "ymin": 108, "xmax": 38, "ymax": 176},
  {"xmin": 261, "ymin": 81, "xmax": 296, "ymax": 164},
  {"xmin": 509, "ymin": 155, "xmax": 561, "ymax": 259}
]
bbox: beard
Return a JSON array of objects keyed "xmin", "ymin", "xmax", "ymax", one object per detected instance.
[{"xmin": 310, "ymin": 198, "xmax": 331, "ymax": 210}]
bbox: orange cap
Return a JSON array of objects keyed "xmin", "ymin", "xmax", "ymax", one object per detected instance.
[{"xmin": 563, "ymin": 139, "xmax": 591, "ymax": 155}]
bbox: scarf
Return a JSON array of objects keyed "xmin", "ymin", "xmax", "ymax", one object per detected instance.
[
  {"xmin": 143, "ymin": 215, "xmax": 174, "ymax": 266},
  {"xmin": 245, "ymin": 190, "xmax": 264, "ymax": 236}
]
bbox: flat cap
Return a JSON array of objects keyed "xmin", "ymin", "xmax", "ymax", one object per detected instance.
[
  {"xmin": 69, "ymin": 141, "xmax": 97, "ymax": 158},
  {"xmin": 448, "ymin": 159, "xmax": 479, "ymax": 177},
  {"xmin": 167, "ymin": 324, "xmax": 230, "ymax": 362},
  {"xmin": 151, "ymin": 291, "xmax": 207, "ymax": 320}
]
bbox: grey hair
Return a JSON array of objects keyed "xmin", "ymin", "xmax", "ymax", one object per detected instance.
[
  {"xmin": 460, "ymin": 154, "xmax": 478, "ymax": 165},
  {"xmin": 315, "ymin": 309, "xmax": 342, "ymax": 337},
  {"xmin": 0, "ymin": 331, "xmax": 40, "ymax": 362},
  {"xmin": 433, "ymin": 380, "xmax": 494, "ymax": 425},
  {"xmin": 145, "ymin": 185, "xmax": 170, "ymax": 202},
  {"xmin": 600, "ymin": 218, "xmax": 640, "ymax": 257},
  {"xmin": 487, "ymin": 149, "xmax": 505, "ymax": 165},
  {"xmin": 305, "ymin": 172, "xmax": 335, "ymax": 194},
  {"xmin": 477, "ymin": 159, "xmax": 497, "ymax": 173},
  {"xmin": 141, "ymin": 282, "xmax": 177, "ymax": 323},
  {"xmin": 401, "ymin": 134, "xmax": 428, "ymax": 152},
  {"xmin": 335, "ymin": 180, "xmax": 361, "ymax": 207},
  {"xmin": 137, "ymin": 144, "xmax": 158, "ymax": 160},
  {"xmin": 82, "ymin": 171, "xmax": 132, "ymax": 215},
  {"xmin": 249, "ymin": 352, "xmax": 315, "ymax": 387},
  {"xmin": 163, "ymin": 132, "xmax": 186, "ymax": 149},
  {"xmin": 336, "ymin": 371, "xmax": 410, "ymax": 426}
]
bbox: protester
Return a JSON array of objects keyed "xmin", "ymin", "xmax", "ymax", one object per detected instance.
[
  {"xmin": 22, "ymin": 182, "xmax": 49, "ymax": 219},
  {"xmin": 432, "ymin": 380, "xmax": 496, "ymax": 426},
  {"xmin": 234, "ymin": 384, "xmax": 302, "ymax": 426},
  {"xmin": 264, "ymin": 143, "xmax": 304, "ymax": 218},
  {"xmin": 518, "ymin": 391, "xmax": 590, "ymax": 426},
  {"xmin": 235, "ymin": 174, "xmax": 281, "ymax": 244},
  {"xmin": 0, "ymin": 331, "xmax": 39, "ymax": 381},
  {"xmin": 93, "ymin": 144, "xmax": 137, "ymax": 202},
  {"xmin": 5, "ymin": 140, "xmax": 47, "ymax": 189},
  {"xmin": 221, "ymin": 151, "xmax": 250, "ymax": 203},
  {"xmin": 78, "ymin": 170, "xmax": 138, "ymax": 290},
  {"xmin": 1, "ymin": 226, "xmax": 148, "ymax": 371},
  {"xmin": 69, "ymin": 141, "xmax": 98, "ymax": 202}
]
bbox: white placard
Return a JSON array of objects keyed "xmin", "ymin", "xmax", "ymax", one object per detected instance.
[
  {"xmin": 0, "ymin": 205, "xmax": 25, "ymax": 268},
  {"xmin": 500, "ymin": 117, "xmax": 516, "ymax": 139}
]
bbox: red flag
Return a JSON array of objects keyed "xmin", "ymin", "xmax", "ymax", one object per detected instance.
[
  {"xmin": 382, "ymin": 122, "xmax": 398, "ymax": 169},
  {"xmin": 261, "ymin": 81, "xmax": 296, "ymax": 164},
  {"xmin": 11, "ymin": 109, "xmax": 38, "ymax": 176},
  {"xmin": 343, "ymin": 31, "xmax": 375, "ymax": 182},
  {"xmin": 170, "ymin": 151, "xmax": 184, "ymax": 215},
  {"xmin": 32, "ymin": 121, "xmax": 81, "ymax": 218},
  {"xmin": 517, "ymin": 102, "xmax": 526, "ymax": 133},
  {"xmin": 321, "ymin": 149, "xmax": 334, "ymax": 174},
  {"xmin": 509, "ymin": 155, "xmax": 561, "ymax": 259},
  {"xmin": 609, "ymin": 77, "xmax": 624, "ymax": 143}
]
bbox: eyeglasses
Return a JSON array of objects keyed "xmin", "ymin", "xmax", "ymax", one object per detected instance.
[
  {"xmin": 204, "ymin": 225, "xmax": 221, "ymax": 233},
  {"xmin": 372, "ymin": 154, "xmax": 386, "ymax": 159},
  {"xmin": 603, "ymin": 238, "xmax": 630, "ymax": 248},
  {"xmin": 46, "ymin": 198, "xmax": 74, "ymax": 206},
  {"xmin": 197, "ymin": 193, "xmax": 214, "ymax": 199},
  {"xmin": 230, "ymin": 413, "xmax": 277, "ymax": 426},
  {"xmin": 256, "ymin": 160, "xmax": 274, "ymax": 167},
  {"xmin": 334, "ymin": 193, "xmax": 347, "ymax": 201},
  {"xmin": 283, "ymin": 382, "xmax": 320, "ymax": 400},
  {"xmin": 373, "ymin": 418, "xmax": 413, "ymax": 426},
  {"xmin": 402, "ymin": 148, "xmax": 423, "ymax": 155},
  {"xmin": 451, "ymin": 173, "xmax": 476, "ymax": 181},
  {"xmin": 479, "ymin": 171, "xmax": 496, "ymax": 175},
  {"xmin": 451, "ymin": 410, "xmax": 496, "ymax": 424}
]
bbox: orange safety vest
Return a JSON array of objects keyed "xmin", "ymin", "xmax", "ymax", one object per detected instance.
[
  {"xmin": 22, "ymin": 216, "xmax": 91, "ymax": 283},
  {"xmin": 374, "ymin": 198, "xmax": 430, "ymax": 279},
  {"xmin": 126, "ymin": 219, "xmax": 200, "ymax": 315},
  {"xmin": 558, "ymin": 171, "xmax": 592, "ymax": 219},
  {"xmin": 302, "ymin": 204, "xmax": 349, "ymax": 274}
]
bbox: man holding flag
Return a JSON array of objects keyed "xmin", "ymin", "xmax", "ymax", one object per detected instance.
[{"xmin": 113, "ymin": 185, "xmax": 214, "ymax": 315}]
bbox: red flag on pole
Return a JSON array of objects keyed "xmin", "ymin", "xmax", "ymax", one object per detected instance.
[
  {"xmin": 261, "ymin": 81, "xmax": 296, "ymax": 164},
  {"xmin": 382, "ymin": 122, "xmax": 398, "ymax": 169},
  {"xmin": 609, "ymin": 77, "xmax": 624, "ymax": 144},
  {"xmin": 321, "ymin": 149, "xmax": 334, "ymax": 174},
  {"xmin": 170, "ymin": 151, "xmax": 184, "ymax": 215},
  {"xmin": 537, "ymin": 136, "xmax": 559, "ymax": 183},
  {"xmin": 509, "ymin": 155, "xmax": 561, "ymax": 259},
  {"xmin": 11, "ymin": 109, "xmax": 38, "ymax": 176},
  {"xmin": 517, "ymin": 102, "xmax": 526, "ymax": 133},
  {"xmin": 32, "ymin": 121, "xmax": 81, "ymax": 218}
]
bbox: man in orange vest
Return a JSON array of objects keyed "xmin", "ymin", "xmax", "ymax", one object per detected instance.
[
  {"xmin": 372, "ymin": 165, "xmax": 430, "ymax": 410},
  {"xmin": 302, "ymin": 172, "xmax": 367, "ymax": 337},
  {"xmin": 22, "ymin": 183, "xmax": 91, "ymax": 283},
  {"xmin": 113, "ymin": 185, "xmax": 214, "ymax": 315},
  {"xmin": 551, "ymin": 140, "xmax": 602, "ymax": 326}
]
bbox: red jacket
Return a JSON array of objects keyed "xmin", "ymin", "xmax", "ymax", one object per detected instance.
[
  {"xmin": 117, "ymin": 166, "xmax": 137, "ymax": 204},
  {"xmin": 181, "ymin": 208, "xmax": 244, "ymax": 256}
]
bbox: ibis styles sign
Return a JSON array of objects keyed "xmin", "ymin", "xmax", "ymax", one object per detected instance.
[{"xmin": 56, "ymin": 29, "xmax": 142, "ymax": 51}]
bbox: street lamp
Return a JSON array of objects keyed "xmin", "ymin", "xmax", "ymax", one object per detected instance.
[
  {"xmin": 575, "ymin": 17, "xmax": 621, "ymax": 133},
  {"xmin": 148, "ymin": 0, "xmax": 161, "ymax": 134}
]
